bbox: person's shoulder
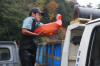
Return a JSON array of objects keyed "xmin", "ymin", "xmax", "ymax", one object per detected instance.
[
  {"xmin": 23, "ymin": 17, "xmax": 35, "ymax": 22},
  {"xmin": 24, "ymin": 17, "xmax": 33, "ymax": 20}
]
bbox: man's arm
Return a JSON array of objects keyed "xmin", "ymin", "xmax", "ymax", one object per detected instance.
[{"xmin": 22, "ymin": 28, "xmax": 39, "ymax": 37}]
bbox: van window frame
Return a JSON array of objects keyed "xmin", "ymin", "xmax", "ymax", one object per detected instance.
[{"xmin": 86, "ymin": 26, "xmax": 100, "ymax": 66}]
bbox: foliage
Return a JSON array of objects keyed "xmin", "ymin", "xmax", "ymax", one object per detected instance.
[
  {"xmin": 46, "ymin": 1, "xmax": 58, "ymax": 20},
  {"xmin": 0, "ymin": 1, "xmax": 27, "ymax": 41},
  {"xmin": 56, "ymin": 0, "xmax": 73, "ymax": 27}
]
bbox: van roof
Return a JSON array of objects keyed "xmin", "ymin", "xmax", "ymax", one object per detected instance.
[{"xmin": 86, "ymin": 18, "xmax": 100, "ymax": 25}]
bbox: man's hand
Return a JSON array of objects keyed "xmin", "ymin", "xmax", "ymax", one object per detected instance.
[
  {"xmin": 33, "ymin": 33, "xmax": 40, "ymax": 36},
  {"xmin": 38, "ymin": 30, "xmax": 44, "ymax": 36}
]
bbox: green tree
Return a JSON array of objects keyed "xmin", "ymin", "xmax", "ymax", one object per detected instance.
[
  {"xmin": 56, "ymin": 0, "xmax": 73, "ymax": 27},
  {"xmin": 0, "ymin": 1, "xmax": 27, "ymax": 41},
  {"xmin": 46, "ymin": 0, "xmax": 58, "ymax": 21}
]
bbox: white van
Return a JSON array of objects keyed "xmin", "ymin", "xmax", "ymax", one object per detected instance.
[{"xmin": 61, "ymin": 18, "xmax": 100, "ymax": 66}]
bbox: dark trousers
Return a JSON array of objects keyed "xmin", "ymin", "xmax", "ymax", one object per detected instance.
[
  {"xmin": 19, "ymin": 48, "xmax": 37, "ymax": 66},
  {"xmin": 19, "ymin": 35, "xmax": 37, "ymax": 66},
  {"xmin": 19, "ymin": 47, "xmax": 37, "ymax": 66}
]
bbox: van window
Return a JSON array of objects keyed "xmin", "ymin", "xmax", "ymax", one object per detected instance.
[
  {"xmin": 86, "ymin": 26, "xmax": 100, "ymax": 66},
  {"xmin": 0, "ymin": 48, "xmax": 10, "ymax": 61},
  {"xmin": 68, "ymin": 26, "xmax": 85, "ymax": 66}
]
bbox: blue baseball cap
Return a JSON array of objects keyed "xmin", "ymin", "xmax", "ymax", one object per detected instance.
[{"xmin": 30, "ymin": 7, "xmax": 43, "ymax": 14}]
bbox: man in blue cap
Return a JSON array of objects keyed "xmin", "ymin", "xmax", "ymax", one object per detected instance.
[{"xmin": 19, "ymin": 7, "xmax": 44, "ymax": 66}]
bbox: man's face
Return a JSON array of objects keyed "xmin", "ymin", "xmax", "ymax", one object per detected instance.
[{"xmin": 32, "ymin": 12, "xmax": 41, "ymax": 22}]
